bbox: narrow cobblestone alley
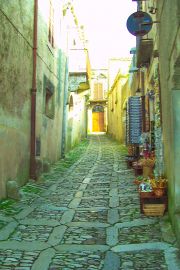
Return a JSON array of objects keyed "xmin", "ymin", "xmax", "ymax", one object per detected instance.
[{"xmin": 0, "ymin": 135, "xmax": 180, "ymax": 270}]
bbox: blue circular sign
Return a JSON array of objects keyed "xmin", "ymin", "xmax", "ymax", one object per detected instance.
[{"xmin": 126, "ymin": 11, "xmax": 153, "ymax": 36}]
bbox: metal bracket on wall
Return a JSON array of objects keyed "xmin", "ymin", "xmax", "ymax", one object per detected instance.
[{"xmin": 141, "ymin": 21, "xmax": 160, "ymax": 26}]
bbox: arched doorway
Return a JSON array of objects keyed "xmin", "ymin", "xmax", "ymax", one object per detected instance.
[{"xmin": 92, "ymin": 105, "xmax": 104, "ymax": 132}]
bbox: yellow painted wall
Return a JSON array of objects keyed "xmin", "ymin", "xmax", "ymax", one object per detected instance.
[{"xmin": 107, "ymin": 72, "xmax": 130, "ymax": 144}]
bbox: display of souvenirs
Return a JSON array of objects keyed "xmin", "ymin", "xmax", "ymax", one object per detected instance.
[{"xmin": 127, "ymin": 96, "xmax": 142, "ymax": 144}]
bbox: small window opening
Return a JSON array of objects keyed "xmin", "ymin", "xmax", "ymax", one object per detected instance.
[{"xmin": 45, "ymin": 88, "xmax": 54, "ymax": 119}]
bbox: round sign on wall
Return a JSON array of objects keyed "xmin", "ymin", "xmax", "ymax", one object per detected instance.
[{"xmin": 126, "ymin": 11, "xmax": 153, "ymax": 36}]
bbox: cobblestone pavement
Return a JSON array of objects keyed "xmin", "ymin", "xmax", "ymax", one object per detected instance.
[{"xmin": 0, "ymin": 134, "xmax": 180, "ymax": 270}]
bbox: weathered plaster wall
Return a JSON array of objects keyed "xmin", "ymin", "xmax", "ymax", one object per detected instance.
[
  {"xmin": 0, "ymin": 0, "xmax": 67, "ymax": 198},
  {"xmin": 157, "ymin": 0, "xmax": 180, "ymax": 243},
  {"xmin": 36, "ymin": 3, "xmax": 66, "ymax": 165},
  {"xmin": 0, "ymin": 1, "xmax": 33, "ymax": 198},
  {"xmin": 65, "ymin": 93, "xmax": 87, "ymax": 152},
  {"xmin": 107, "ymin": 75, "xmax": 129, "ymax": 144}
]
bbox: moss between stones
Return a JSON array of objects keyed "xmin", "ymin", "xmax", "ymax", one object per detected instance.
[
  {"xmin": 21, "ymin": 184, "xmax": 43, "ymax": 194},
  {"xmin": 0, "ymin": 138, "xmax": 89, "ymax": 215},
  {"xmin": 0, "ymin": 199, "xmax": 21, "ymax": 216}
]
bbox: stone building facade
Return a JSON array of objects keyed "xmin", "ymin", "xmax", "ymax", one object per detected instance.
[
  {"xmin": 88, "ymin": 69, "xmax": 108, "ymax": 133},
  {"xmin": 130, "ymin": 0, "xmax": 180, "ymax": 245},
  {"xmin": 61, "ymin": 3, "xmax": 91, "ymax": 153},
  {"xmin": 107, "ymin": 58, "xmax": 132, "ymax": 144},
  {"xmin": 157, "ymin": 0, "xmax": 180, "ymax": 244},
  {"xmin": 0, "ymin": 0, "xmax": 88, "ymax": 199}
]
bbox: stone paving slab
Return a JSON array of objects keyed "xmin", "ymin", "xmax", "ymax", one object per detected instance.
[
  {"xmin": 19, "ymin": 218, "xmax": 60, "ymax": 227},
  {"xmin": 67, "ymin": 221, "xmax": 109, "ymax": 228},
  {"xmin": 54, "ymin": 244, "xmax": 109, "ymax": 252},
  {"xmin": 0, "ymin": 250, "xmax": 39, "ymax": 269},
  {"xmin": 0, "ymin": 240, "xmax": 50, "ymax": 251},
  {"xmin": 61, "ymin": 226, "xmax": 107, "ymax": 245},
  {"xmin": 0, "ymin": 221, "xmax": 18, "ymax": 240},
  {"xmin": 0, "ymin": 135, "xmax": 180, "ymax": 269},
  {"xmin": 9, "ymin": 224, "xmax": 53, "ymax": 242},
  {"xmin": 78, "ymin": 197, "xmax": 109, "ymax": 208},
  {"xmin": 14, "ymin": 206, "xmax": 36, "ymax": 220},
  {"xmin": 118, "ymin": 250, "xmax": 168, "ymax": 270},
  {"xmin": 83, "ymin": 189, "xmax": 109, "ymax": 196},
  {"xmin": 73, "ymin": 209, "xmax": 108, "ymax": 223},
  {"xmin": 103, "ymin": 251, "xmax": 120, "ymax": 270},
  {"xmin": 108, "ymin": 209, "xmax": 119, "ymax": 224},
  {"xmin": 106, "ymin": 226, "xmax": 119, "ymax": 246},
  {"xmin": 0, "ymin": 214, "xmax": 14, "ymax": 222},
  {"xmin": 48, "ymin": 225, "xmax": 67, "ymax": 246},
  {"xmin": 60, "ymin": 209, "xmax": 75, "ymax": 224},
  {"xmin": 49, "ymin": 249, "xmax": 106, "ymax": 270},
  {"xmin": 32, "ymin": 248, "xmax": 55, "ymax": 270}
]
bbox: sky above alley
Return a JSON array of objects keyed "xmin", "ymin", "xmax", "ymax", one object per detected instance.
[{"xmin": 74, "ymin": 0, "xmax": 137, "ymax": 68}]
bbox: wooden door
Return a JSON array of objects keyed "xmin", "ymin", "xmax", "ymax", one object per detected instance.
[{"xmin": 92, "ymin": 112, "xmax": 104, "ymax": 132}]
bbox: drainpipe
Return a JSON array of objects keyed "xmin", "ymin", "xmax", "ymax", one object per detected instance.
[
  {"xmin": 61, "ymin": 59, "xmax": 69, "ymax": 158},
  {"xmin": 30, "ymin": 0, "xmax": 38, "ymax": 179}
]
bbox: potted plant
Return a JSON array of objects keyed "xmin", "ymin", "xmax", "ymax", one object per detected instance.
[
  {"xmin": 133, "ymin": 176, "xmax": 145, "ymax": 185},
  {"xmin": 139, "ymin": 158, "xmax": 155, "ymax": 178},
  {"xmin": 150, "ymin": 177, "xmax": 168, "ymax": 197}
]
